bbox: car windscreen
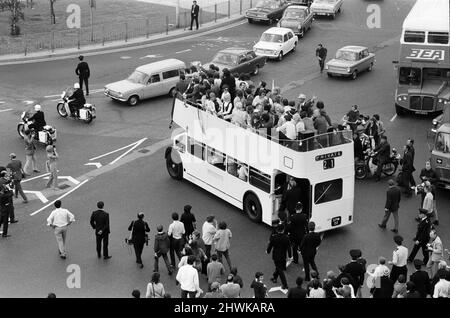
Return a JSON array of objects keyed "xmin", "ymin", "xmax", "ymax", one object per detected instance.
[
  {"xmin": 284, "ymin": 9, "xmax": 306, "ymax": 19},
  {"xmin": 212, "ymin": 52, "xmax": 238, "ymax": 66},
  {"xmin": 435, "ymin": 132, "xmax": 450, "ymax": 153},
  {"xmin": 256, "ymin": 0, "xmax": 277, "ymax": 9},
  {"xmin": 335, "ymin": 50, "xmax": 357, "ymax": 61},
  {"xmin": 127, "ymin": 71, "xmax": 147, "ymax": 84},
  {"xmin": 260, "ymin": 33, "xmax": 283, "ymax": 43}
]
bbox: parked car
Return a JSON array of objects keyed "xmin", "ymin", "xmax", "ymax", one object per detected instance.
[
  {"xmin": 287, "ymin": 0, "xmax": 313, "ymax": 7},
  {"xmin": 325, "ymin": 46, "xmax": 375, "ymax": 80},
  {"xmin": 104, "ymin": 59, "xmax": 186, "ymax": 106},
  {"xmin": 310, "ymin": 0, "xmax": 343, "ymax": 19},
  {"xmin": 253, "ymin": 27, "xmax": 298, "ymax": 61},
  {"xmin": 201, "ymin": 48, "xmax": 266, "ymax": 76},
  {"xmin": 277, "ymin": 4, "xmax": 314, "ymax": 37},
  {"xmin": 245, "ymin": 0, "xmax": 290, "ymax": 24},
  {"xmin": 431, "ymin": 105, "xmax": 450, "ymax": 134}
]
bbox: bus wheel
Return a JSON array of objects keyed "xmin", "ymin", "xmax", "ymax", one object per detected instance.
[
  {"xmin": 243, "ymin": 193, "xmax": 262, "ymax": 223},
  {"xmin": 165, "ymin": 147, "xmax": 183, "ymax": 180},
  {"xmin": 395, "ymin": 104, "xmax": 406, "ymax": 116},
  {"xmin": 355, "ymin": 162, "xmax": 367, "ymax": 180}
]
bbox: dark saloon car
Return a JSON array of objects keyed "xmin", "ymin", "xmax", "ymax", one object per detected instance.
[
  {"xmin": 203, "ymin": 48, "xmax": 267, "ymax": 76},
  {"xmin": 245, "ymin": 0, "xmax": 290, "ymax": 24}
]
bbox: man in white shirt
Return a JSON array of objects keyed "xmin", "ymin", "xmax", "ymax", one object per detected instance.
[
  {"xmin": 427, "ymin": 229, "xmax": 443, "ymax": 278},
  {"xmin": 276, "ymin": 114, "xmax": 297, "ymax": 143},
  {"xmin": 388, "ymin": 235, "xmax": 408, "ymax": 283},
  {"xmin": 372, "ymin": 257, "xmax": 390, "ymax": 278},
  {"xmin": 46, "ymin": 200, "xmax": 75, "ymax": 259},
  {"xmin": 433, "ymin": 270, "xmax": 450, "ymax": 298},
  {"xmin": 202, "ymin": 215, "xmax": 217, "ymax": 261},
  {"xmin": 168, "ymin": 212, "xmax": 185, "ymax": 268},
  {"xmin": 176, "ymin": 255, "xmax": 202, "ymax": 298}
]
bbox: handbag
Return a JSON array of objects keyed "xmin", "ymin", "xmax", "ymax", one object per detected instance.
[{"xmin": 126, "ymin": 221, "xmax": 135, "ymax": 245}]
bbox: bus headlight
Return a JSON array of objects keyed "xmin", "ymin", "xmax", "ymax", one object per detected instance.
[{"xmin": 397, "ymin": 95, "xmax": 407, "ymax": 102}]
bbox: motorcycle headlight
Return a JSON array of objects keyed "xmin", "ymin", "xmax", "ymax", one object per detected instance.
[{"xmin": 61, "ymin": 92, "xmax": 65, "ymax": 98}]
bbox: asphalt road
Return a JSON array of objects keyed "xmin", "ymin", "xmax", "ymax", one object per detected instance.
[{"xmin": 1, "ymin": 0, "xmax": 449, "ymax": 298}]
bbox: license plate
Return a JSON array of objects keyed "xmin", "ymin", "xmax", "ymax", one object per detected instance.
[
  {"xmin": 415, "ymin": 111, "xmax": 428, "ymax": 115},
  {"xmin": 253, "ymin": 18, "xmax": 260, "ymax": 21},
  {"xmin": 331, "ymin": 216, "xmax": 341, "ymax": 227}
]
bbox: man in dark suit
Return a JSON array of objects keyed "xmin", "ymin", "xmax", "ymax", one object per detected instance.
[
  {"xmin": 344, "ymin": 249, "xmax": 365, "ymax": 297},
  {"xmin": 75, "ymin": 55, "xmax": 90, "ymax": 95},
  {"xmin": 370, "ymin": 270, "xmax": 394, "ymax": 298},
  {"xmin": 409, "ymin": 259, "xmax": 431, "ymax": 298},
  {"xmin": 190, "ymin": 1, "xmax": 200, "ymax": 30},
  {"xmin": 90, "ymin": 201, "xmax": 111, "ymax": 259},
  {"xmin": 400, "ymin": 144, "xmax": 414, "ymax": 197},
  {"xmin": 128, "ymin": 213, "xmax": 150, "ymax": 268},
  {"xmin": 373, "ymin": 135, "xmax": 391, "ymax": 181},
  {"xmin": 315, "ymin": 44, "xmax": 327, "ymax": 73},
  {"xmin": 266, "ymin": 224, "xmax": 291, "ymax": 290},
  {"xmin": 300, "ymin": 222, "xmax": 322, "ymax": 281},
  {"xmin": 407, "ymin": 209, "xmax": 431, "ymax": 265},
  {"xmin": 288, "ymin": 202, "xmax": 308, "ymax": 264},
  {"xmin": 279, "ymin": 178, "xmax": 302, "ymax": 217},
  {"xmin": 379, "ymin": 179, "xmax": 401, "ymax": 233}
]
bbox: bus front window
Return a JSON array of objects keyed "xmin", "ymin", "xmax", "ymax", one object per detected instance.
[
  {"xmin": 399, "ymin": 67, "xmax": 421, "ymax": 85},
  {"xmin": 435, "ymin": 132, "xmax": 450, "ymax": 153},
  {"xmin": 423, "ymin": 68, "xmax": 450, "ymax": 82}
]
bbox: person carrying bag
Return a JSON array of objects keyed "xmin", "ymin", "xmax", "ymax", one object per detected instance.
[{"xmin": 127, "ymin": 213, "xmax": 150, "ymax": 269}]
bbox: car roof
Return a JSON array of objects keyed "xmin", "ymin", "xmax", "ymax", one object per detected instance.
[
  {"xmin": 135, "ymin": 59, "xmax": 185, "ymax": 74},
  {"xmin": 218, "ymin": 47, "xmax": 251, "ymax": 55},
  {"xmin": 286, "ymin": 5, "xmax": 308, "ymax": 10},
  {"xmin": 263, "ymin": 27, "xmax": 293, "ymax": 35},
  {"xmin": 338, "ymin": 46, "xmax": 368, "ymax": 52},
  {"xmin": 438, "ymin": 123, "xmax": 450, "ymax": 133}
]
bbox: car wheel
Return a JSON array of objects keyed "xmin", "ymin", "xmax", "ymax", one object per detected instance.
[
  {"xmin": 277, "ymin": 51, "xmax": 283, "ymax": 61},
  {"xmin": 252, "ymin": 65, "xmax": 260, "ymax": 75},
  {"xmin": 169, "ymin": 87, "xmax": 176, "ymax": 97},
  {"xmin": 299, "ymin": 28, "xmax": 304, "ymax": 38},
  {"xmin": 128, "ymin": 95, "xmax": 139, "ymax": 106},
  {"xmin": 248, "ymin": 18, "xmax": 253, "ymax": 24},
  {"xmin": 292, "ymin": 42, "xmax": 297, "ymax": 52},
  {"xmin": 368, "ymin": 63, "xmax": 373, "ymax": 72},
  {"xmin": 351, "ymin": 71, "xmax": 357, "ymax": 80},
  {"xmin": 243, "ymin": 192, "xmax": 262, "ymax": 223},
  {"xmin": 395, "ymin": 104, "xmax": 406, "ymax": 116},
  {"xmin": 331, "ymin": 13, "xmax": 335, "ymax": 19}
]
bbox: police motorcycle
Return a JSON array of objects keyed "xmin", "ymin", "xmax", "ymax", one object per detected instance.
[
  {"xmin": 17, "ymin": 105, "xmax": 57, "ymax": 146},
  {"xmin": 353, "ymin": 124, "xmax": 400, "ymax": 180},
  {"xmin": 56, "ymin": 87, "xmax": 96, "ymax": 123}
]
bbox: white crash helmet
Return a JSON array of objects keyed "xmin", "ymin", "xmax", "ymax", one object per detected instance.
[
  {"xmin": 74, "ymin": 83, "xmax": 80, "ymax": 89},
  {"xmin": 34, "ymin": 104, "xmax": 41, "ymax": 111}
]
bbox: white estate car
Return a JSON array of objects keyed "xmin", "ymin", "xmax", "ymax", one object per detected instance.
[
  {"xmin": 310, "ymin": 0, "xmax": 343, "ymax": 19},
  {"xmin": 253, "ymin": 27, "xmax": 298, "ymax": 61}
]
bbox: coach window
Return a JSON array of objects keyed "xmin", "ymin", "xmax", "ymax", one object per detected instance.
[
  {"xmin": 249, "ymin": 167, "xmax": 271, "ymax": 193},
  {"xmin": 314, "ymin": 179, "xmax": 343, "ymax": 205},
  {"xmin": 188, "ymin": 137, "xmax": 205, "ymax": 160},
  {"xmin": 428, "ymin": 32, "xmax": 449, "ymax": 44},
  {"xmin": 207, "ymin": 147, "xmax": 225, "ymax": 170}
]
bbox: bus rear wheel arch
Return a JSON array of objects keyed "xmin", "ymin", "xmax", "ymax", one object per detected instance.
[
  {"xmin": 243, "ymin": 192, "xmax": 262, "ymax": 223},
  {"xmin": 165, "ymin": 147, "xmax": 183, "ymax": 180}
]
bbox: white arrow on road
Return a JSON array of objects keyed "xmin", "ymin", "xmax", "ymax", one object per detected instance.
[
  {"xmin": 23, "ymin": 190, "xmax": 48, "ymax": 203},
  {"xmin": 268, "ymin": 286, "xmax": 288, "ymax": 294},
  {"xmin": 43, "ymin": 176, "xmax": 80, "ymax": 185},
  {"xmin": 0, "ymin": 108, "xmax": 12, "ymax": 113},
  {"xmin": 84, "ymin": 162, "xmax": 102, "ymax": 169},
  {"xmin": 89, "ymin": 138, "xmax": 148, "ymax": 165}
]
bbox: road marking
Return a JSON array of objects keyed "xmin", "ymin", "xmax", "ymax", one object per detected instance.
[
  {"xmin": 89, "ymin": 138, "xmax": 148, "ymax": 162},
  {"xmin": 84, "ymin": 162, "xmax": 102, "ymax": 169},
  {"xmin": 23, "ymin": 190, "xmax": 48, "ymax": 203},
  {"xmin": 0, "ymin": 108, "xmax": 12, "ymax": 113},
  {"xmin": 30, "ymin": 179, "xmax": 88, "ymax": 216},
  {"xmin": 23, "ymin": 100, "xmax": 34, "ymax": 105},
  {"xmin": 43, "ymin": 176, "xmax": 80, "ymax": 185},
  {"xmin": 0, "ymin": 101, "xmax": 5, "ymax": 104},
  {"xmin": 390, "ymin": 114, "xmax": 397, "ymax": 122},
  {"xmin": 139, "ymin": 54, "xmax": 162, "ymax": 59},
  {"xmin": 109, "ymin": 138, "xmax": 147, "ymax": 165},
  {"xmin": 44, "ymin": 88, "xmax": 104, "ymax": 99},
  {"xmin": 120, "ymin": 56, "xmax": 132, "ymax": 59},
  {"xmin": 175, "ymin": 49, "xmax": 192, "ymax": 54},
  {"xmin": 22, "ymin": 172, "xmax": 51, "ymax": 183}
]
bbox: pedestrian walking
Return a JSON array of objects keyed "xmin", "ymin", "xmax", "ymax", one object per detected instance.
[
  {"xmin": 250, "ymin": 272, "xmax": 268, "ymax": 298},
  {"xmin": 202, "ymin": 215, "xmax": 217, "ymax": 262},
  {"xmin": 0, "ymin": 173, "xmax": 17, "ymax": 224},
  {"xmin": 288, "ymin": 202, "xmax": 308, "ymax": 264},
  {"xmin": 378, "ymin": 179, "xmax": 401, "ymax": 233},
  {"xmin": 7, "ymin": 153, "xmax": 28, "ymax": 203},
  {"xmin": 220, "ymin": 274, "xmax": 241, "ymax": 298},
  {"xmin": 344, "ymin": 249, "xmax": 365, "ymax": 297},
  {"xmin": 190, "ymin": 1, "xmax": 200, "ymax": 30},
  {"xmin": 45, "ymin": 145, "xmax": 59, "ymax": 190},
  {"xmin": 75, "ymin": 55, "xmax": 90, "ymax": 95},
  {"xmin": 427, "ymin": 229, "xmax": 443, "ymax": 278},
  {"xmin": 203, "ymin": 282, "xmax": 225, "ymax": 298},
  {"xmin": 176, "ymin": 255, "xmax": 202, "ymax": 298},
  {"xmin": 90, "ymin": 201, "xmax": 111, "ymax": 260},
  {"xmin": 127, "ymin": 213, "xmax": 150, "ymax": 268},
  {"xmin": 399, "ymin": 144, "xmax": 414, "ymax": 197},
  {"xmin": 409, "ymin": 259, "xmax": 431, "ymax": 298},
  {"xmin": 315, "ymin": 43, "xmax": 327, "ymax": 73},
  {"xmin": 46, "ymin": 200, "xmax": 75, "ymax": 259},
  {"xmin": 300, "ymin": 222, "xmax": 322, "ymax": 282},
  {"xmin": 168, "ymin": 212, "xmax": 185, "ymax": 267},
  {"xmin": 180, "ymin": 204, "xmax": 196, "ymax": 240},
  {"xmin": 146, "ymin": 272, "xmax": 166, "ymax": 298},
  {"xmin": 207, "ymin": 254, "xmax": 225, "ymax": 291},
  {"xmin": 267, "ymin": 224, "xmax": 291, "ymax": 290},
  {"xmin": 279, "ymin": 177, "xmax": 303, "ymax": 217},
  {"xmin": 407, "ymin": 209, "xmax": 431, "ymax": 265},
  {"xmin": 0, "ymin": 184, "xmax": 14, "ymax": 237},
  {"xmin": 154, "ymin": 225, "xmax": 173, "ymax": 275},
  {"xmin": 213, "ymin": 221, "xmax": 232, "ymax": 269},
  {"xmin": 388, "ymin": 235, "xmax": 408, "ymax": 283},
  {"xmin": 23, "ymin": 129, "xmax": 39, "ymax": 175}
]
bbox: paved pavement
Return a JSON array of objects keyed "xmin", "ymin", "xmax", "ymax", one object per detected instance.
[{"xmin": 1, "ymin": 0, "xmax": 449, "ymax": 298}]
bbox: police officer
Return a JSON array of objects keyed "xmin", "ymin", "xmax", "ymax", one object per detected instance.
[
  {"xmin": 75, "ymin": 55, "xmax": 90, "ymax": 95},
  {"xmin": 0, "ymin": 183, "xmax": 15, "ymax": 237}
]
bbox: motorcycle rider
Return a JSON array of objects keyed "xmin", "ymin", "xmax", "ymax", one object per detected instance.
[
  {"xmin": 68, "ymin": 82, "xmax": 86, "ymax": 117},
  {"xmin": 373, "ymin": 135, "xmax": 391, "ymax": 182},
  {"xmin": 365, "ymin": 114, "xmax": 385, "ymax": 147},
  {"xmin": 28, "ymin": 104, "xmax": 46, "ymax": 132},
  {"xmin": 344, "ymin": 105, "xmax": 360, "ymax": 133}
]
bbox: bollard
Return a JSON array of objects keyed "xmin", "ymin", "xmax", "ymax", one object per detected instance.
[
  {"xmin": 146, "ymin": 18, "xmax": 149, "ymax": 38},
  {"xmin": 51, "ymin": 31, "xmax": 55, "ymax": 52},
  {"xmin": 23, "ymin": 34, "xmax": 27, "ymax": 56},
  {"xmin": 215, "ymin": 4, "xmax": 217, "ymax": 23},
  {"xmin": 102, "ymin": 24, "xmax": 105, "ymax": 46},
  {"xmin": 228, "ymin": 0, "xmax": 231, "ymax": 19},
  {"xmin": 166, "ymin": 16, "xmax": 169, "ymax": 35},
  {"xmin": 240, "ymin": 0, "xmax": 243, "ymax": 15},
  {"xmin": 125, "ymin": 22, "xmax": 128, "ymax": 42}
]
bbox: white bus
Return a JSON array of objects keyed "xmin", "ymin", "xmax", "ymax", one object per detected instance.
[
  {"xmin": 165, "ymin": 97, "xmax": 354, "ymax": 232},
  {"xmin": 394, "ymin": 0, "xmax": 450, "ymax": 115}
]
